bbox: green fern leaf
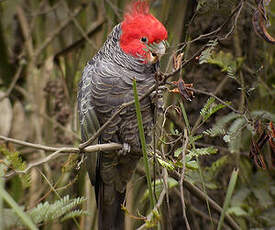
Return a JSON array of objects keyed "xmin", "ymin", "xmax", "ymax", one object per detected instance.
[
  {"xmin": 200, "ymin": 97, "xmax": 226, "ymax": 121},
  {"xmin": 188, "ymin": 147, "xmax": 218, "ymax": 157},
  {"xmin": 61, "ymin": 210, "xmax": 89, "ymax": 222}
]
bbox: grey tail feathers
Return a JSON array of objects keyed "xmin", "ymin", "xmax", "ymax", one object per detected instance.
[{"xmin": 95, "ymin": 154, "xmax": 125, "ymax": 230}]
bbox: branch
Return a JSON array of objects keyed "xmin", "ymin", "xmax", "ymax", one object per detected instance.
[
  {"xmin": 170, "ymin": 172, "xmax": 240, "ymax": 230},
  {"xmin": 136, "ymin": 189, "xmax": 166, "ymax": 230},
  {"xmin": 0, "ymin": 135, "xmax": 122, "ymax": 178},
  {"xmin": 184, "ymin": 86, "xmax": 250, "ymax": 123},
  {"xmin": 179, "ymin": 130, "xmax": 191, "ymax": 230}
]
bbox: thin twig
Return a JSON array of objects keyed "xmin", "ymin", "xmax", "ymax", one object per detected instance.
[
  {"xmin": 170, "ymin": 172, "xmax": 240, "ymax": 230},
  {"xmin": 0, "ymin": 64, "xmax": 24, "ymax": 102},
  {"xmin": 180, "ymin": 129, "xmax": 191, "ymax": 230},
  {"xmin": 184, "ymin": 86, "xmax": 250, "ymax": 123},
  {"xmin": 136, "ymin": 189, "xmax": 166, "ymax": 230}
]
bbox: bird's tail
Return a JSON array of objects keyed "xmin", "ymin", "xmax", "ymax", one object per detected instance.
[{"xmin": 97, "ymin": 178, "xmax": 125, "ymax": 230}]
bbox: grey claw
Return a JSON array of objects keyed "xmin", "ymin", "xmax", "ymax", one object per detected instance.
[{"xmin": 119, "ymin": 143, "xmax": 131, "ymax": 156}]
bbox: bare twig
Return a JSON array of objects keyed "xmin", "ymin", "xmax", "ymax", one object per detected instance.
[
  {"xmin": 180, "ymin": 129, "xmax": 191, "ymax": 230},
  {"xmin": 184, "ymin": 86, "xmax": 250, "ymax": 123},
  {"xmin": 0, "ymin": 64, "xmax": 24, "ymax": 102},
  {"xmin": 0, "ymin": 136, "xmax": 121, "ymax": 154},
  {"xmin": 176, "ymin": 0, "xmax": 245, "ymax": 47},
  {"xmin": 170, "ymin": 172, "xmax": 240, "ymax": 230},
  {"xmin": 136, "ymin": 189, "xmax": 166, "ymax": 230}
]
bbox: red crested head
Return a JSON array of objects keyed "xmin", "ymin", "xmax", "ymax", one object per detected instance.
[{"xmin": 120, "ymin": 1, "xmax": 168, "ymax": 63}]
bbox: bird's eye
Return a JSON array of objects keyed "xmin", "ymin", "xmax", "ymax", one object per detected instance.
[{"xmin": 140, "ymin": 37, "xmax": 148, "ymax": 43}]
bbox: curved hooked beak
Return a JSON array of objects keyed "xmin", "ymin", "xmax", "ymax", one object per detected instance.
[{"xmin": 147, "ymin": 40, "xmax": 167, "ymax": 63}]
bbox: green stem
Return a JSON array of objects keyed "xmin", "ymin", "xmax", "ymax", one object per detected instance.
[
  {"xmin": 217, "ymin": 169, "xmax": 239, "ymax": 230},
  {"xmin": 133, "ymin": 78, "xmax": 155, "ymax": 210},
  {"xmin": 0, "ymin": 184, "xmax": 38, "ymax": 230},
  {"xmin": 179, "ymin": 99, "xmax": 214, "ymax": 229}
]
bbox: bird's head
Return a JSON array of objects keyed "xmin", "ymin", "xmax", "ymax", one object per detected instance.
[{"xmin": 120, "ymin": 1, "xmax": 168, "ymax": 64}]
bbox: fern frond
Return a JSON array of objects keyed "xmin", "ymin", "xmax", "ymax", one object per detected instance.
[
  {"xmin": 199, "ymin": 39, "xmax": 218, "ymax": 64},
  {"xmin": 200, "ymin": 97, "xmax": 226, "ymax": 121},
  {"xmin": 29, "ymin": 195, "xmax": 86, "ymax": 224},
  {"xmin": 204, "ymin": 112, "xmax": 240, "ymax": 137},
  {"xmin": 188, "ymin": 147, "xmax": 218, "ymax": 158},
  {"xmin": 205, "ymin": 155, "xmax": 229, "ymax": 178},
  {"xmin": 226, "ymin": 118, "xmax": 246, "ymax": 153},
  {"xmin": 61, "ymin": 210, "xmax": 89, "ymax": 222}
]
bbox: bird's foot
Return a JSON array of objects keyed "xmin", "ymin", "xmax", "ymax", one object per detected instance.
[{"xmin": 118, "ymin": 143, "xmax": 131, "ymax": 156}]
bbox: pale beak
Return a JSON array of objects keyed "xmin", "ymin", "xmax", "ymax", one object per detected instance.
[{"xmin": 148, "ymin": 40, "xmax": 166, "ymax": 63}]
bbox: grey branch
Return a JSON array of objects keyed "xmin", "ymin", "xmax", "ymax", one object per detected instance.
[{"xmin": 0, "ymin": 135, "xmax": 122, "ymax": 178}]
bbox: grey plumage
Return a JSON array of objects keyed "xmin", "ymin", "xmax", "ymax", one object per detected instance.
[{"xmin": 78, "ymin": 24, "xmax": 158, "ymax": 230}]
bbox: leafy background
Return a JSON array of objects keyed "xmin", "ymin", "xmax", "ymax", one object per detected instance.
[{"xmin": 0, "ymin": 0, "xmax": 274, "ymax": 229}]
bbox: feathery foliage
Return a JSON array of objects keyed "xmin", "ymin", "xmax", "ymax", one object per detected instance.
[{"xmin": 0, "ymin": 146, "xmax": 31, "ymax": 188}]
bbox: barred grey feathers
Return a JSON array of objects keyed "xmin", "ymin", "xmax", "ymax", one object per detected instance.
[{"xmin": 77, "ymin": 23, "xmax": 159, "ymax": 230}]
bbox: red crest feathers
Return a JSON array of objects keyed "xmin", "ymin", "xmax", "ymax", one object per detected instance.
[
  {"xmin": 125, "ymin": 1, "xmax": 150, "ymax": 18},
  {"xmin": 120, "ymin": 1, "xmax": 167, "ymax": 59}
]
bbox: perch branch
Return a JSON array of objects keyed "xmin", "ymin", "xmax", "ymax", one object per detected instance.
[{"xmin": 0, "ymin": 135, "xmax": 121, "ymax": 178}]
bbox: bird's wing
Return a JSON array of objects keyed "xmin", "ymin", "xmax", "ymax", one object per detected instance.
[{"xmin": 78, "ymin": 62, "xmax": 100, "ymax": 185}]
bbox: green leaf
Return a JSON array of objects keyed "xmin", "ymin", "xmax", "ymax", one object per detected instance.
[
  {"xmin": 204, "ymin": 112, "xmax": 240, "ymax": 137},
  {"xmin": 157, "ymin": 158, "xmax": 175, "ymax": 170},
  {"xmin": 61, "ymin": 210, "xmax": 89, "ymax": 222},
  {"xmin": 188, "ymin": 147, "xmax": 218, "ymax": 157},
  {"xmin": 0, "ymin": 186, "xmax": 38, "ymax": 230},
  {"xmin": 227, "ymin": 206, "xmax": 248, "ymax": 217},
  {"xmin": 133, "ymin": 78, "xmax": 155, "ymax": 209},
  {"xmin": 189, "ymin": 135, "xmax": 203, "ymax": 145},
  {"xmin": 217, "ymin": 168, "xmax": 239, "ymax": 230},
  {"xmin": 174, "ymin": 147, "xmax": 182, "ymax": 158},
  {"xmin": 142, "ymin": 178, "xmax": 178, "ymax": 201},
  {"xmin": 186, "ymin": 160, "xmax": 198, "ymax": 170},
  {"xmin": 0, "ymin": 146, "xmax": 31, "ymax": 188},
  {"xmin": 199, "ymin": 39, "xmax": 218, "ymax": 64},
  {"xmin": 200, "ymin": 97, "xmax": 226, "ymax": 121}
]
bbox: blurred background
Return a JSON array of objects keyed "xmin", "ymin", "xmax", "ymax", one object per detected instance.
[{"xmin": 0, "ymin": 0, "xmax": 274, "ymax": 229}]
